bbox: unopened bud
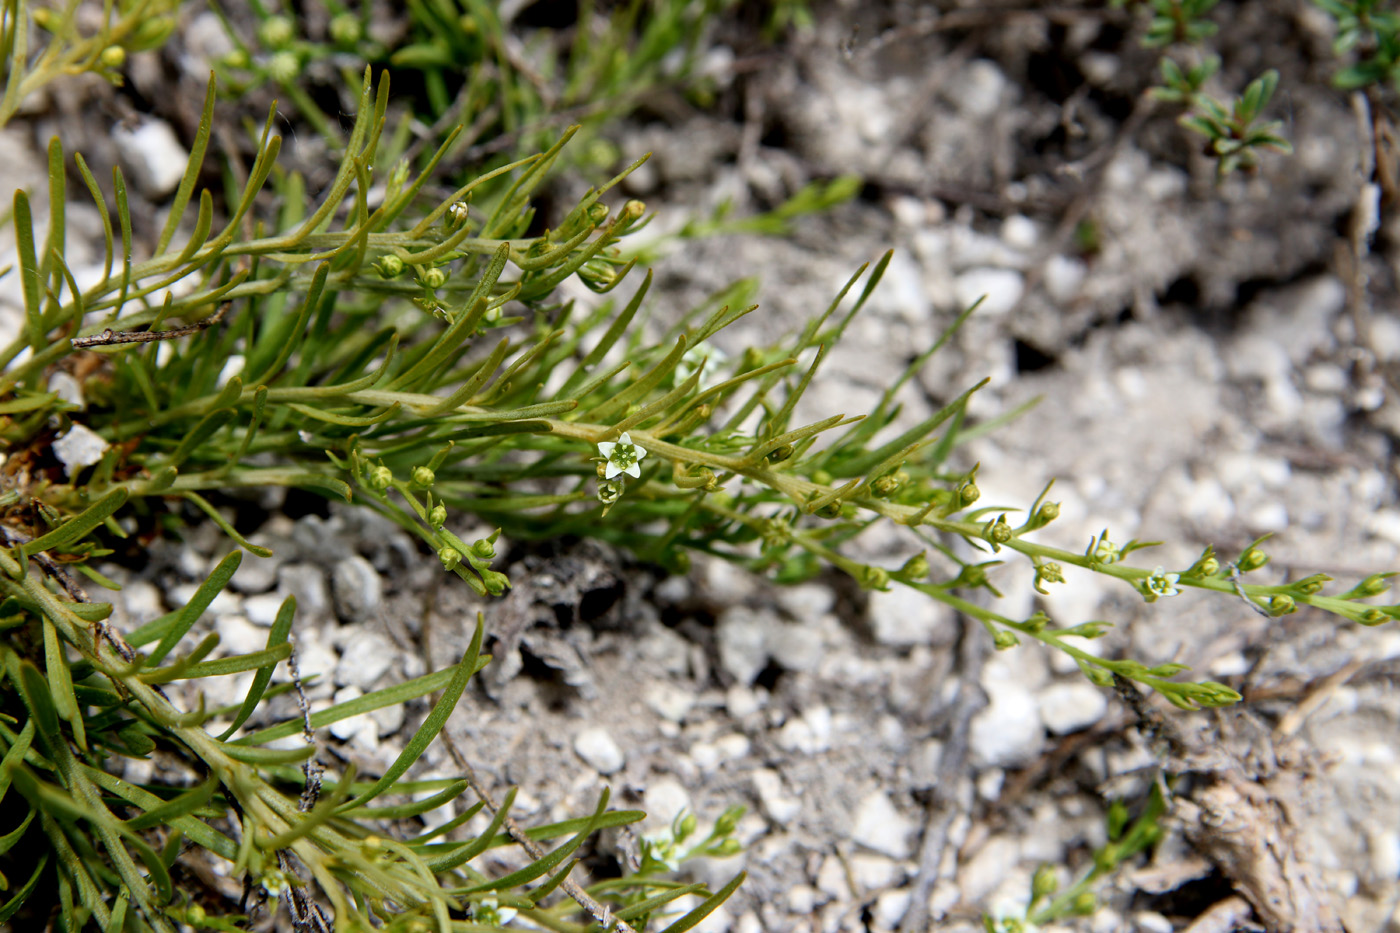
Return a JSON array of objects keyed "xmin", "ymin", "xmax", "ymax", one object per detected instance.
[
  {"xmin": 100, "ymin": 45, "xmax": 126, "ymax": 68},
  {"xmin": 1268, "ymin": 594, "xmax": 1296, "ymax": 616},
  {"xmin": 1359, "ymin": 608, "xmax": 1392, "ymax": 626},
  {"xmin": 329, "ymin": 12, "xmax": 362, "ymax": 45},
  {"xmin": 984, "ymin": 515, "xmax": 1012, "ymax": 546},
  {"xmin": 766, "ymin": 443, "xmax": 794, "ymax": 464},
  {"xmin": 898, "ymin": 551, "xmax": 929, "ymax": 581},
  {"xmin": 1351, "ymin": 574, "xmax": 1391, "ymax": 598},
  {"xmin": 675, "ymin": 812, "xmax": 698, "ymax": 841},
  {"xmin": 993, "ymin": 629, "xmax": 1019, "ymax": 650},
  {"xmin": 420, "ymin": 267, "xmax": 447, "ymax": 290},
  {"xmin": 376, "ymin": 255, "xmax": 404, "ymax": 278},
  {"xmin": 587, "ymin": 203, "xmax": 610, "ymax": 224},
  {"xmin": 480, "ymin": 569, "xmax": 509, "ymax": 595},
  {"xmin": 621, "ymin": 200, "xmax": 646, "ymax": 223},
  {"xmin": 1196, "ymin": 556, "xmax": 1220, "ymax": 577},
  {"xmin": 858, "ymin": 565, "xmax": 890, "ymax": 590},
  {"xmin": 1072, "ymin": 892, "xmax": 1096, "ymax": 915},
  {"xmin": 258, "ymin": 15, "xmax": 296, "ymax": 48},
  {"xmin": 958, "ymin": 481, "xmax": 980, "ymax": 505},
  {"xmin": 1036, "ymin": 501, "xmax": 1060, "ymax": 523},
  {"xmin": 438, "ymin": 547, "xmax": 462, "ymax": 570},
  {"xmin": 470, "ymin": 538, "xmax": 495, "ymax": 560},
  {"xmin": 369, "ymin": 464, "xmax": 393, "ymax": 490},
  {"xmin": 267, "ymin": 50, "xmax": 300, "ymax": 84},
  {"xmin": 1294, "ymin": 573, "xmax": 1330, "ymax": 595},
  {"xmin": 1031, "ymin": 864, "xmax": 1058, "ymax": 900},
  {"xmin": 428, "ymin": 504, "xmax": 447, "ymax": 528},
  {"xmin": 1238, "ymin": 547, "xmax": 1269, "ymax": 572},
  {"xmin": 412, "ymin": 465, "xmax": 435, "ymax": 487}
]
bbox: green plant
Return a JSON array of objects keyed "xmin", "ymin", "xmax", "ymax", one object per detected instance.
[
  {"xmin": 1315, "ymin": 0, "xmax": 1400, "ymax": 89},
  {"xmin": 3, "ymin": 6, "xmax": 1397, "ymax": 932},
  {"xmin": 0, "ymin": 0, "xmax": 179, "ymax": 130}
]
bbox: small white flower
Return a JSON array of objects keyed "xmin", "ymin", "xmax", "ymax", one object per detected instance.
[
  {"xmin": 447, "ymin": 200, "xmax": 470, "ymax": 226},
  {"xmin": 598, "ymin": 432, "xmax": 647, "ymax": 479},
  {"xmin": 1145, "ymin": 566, "xmax": 1180, "ymax": 598}
]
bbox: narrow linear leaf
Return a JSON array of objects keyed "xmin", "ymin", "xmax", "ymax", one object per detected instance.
[
  {"xmin": 459, "ymin": 789, "xmax": 612, "ymax": 894},
  {"xmin": 658, "ymin": 872, "xmax": 747, "ymax": 933},
  {"xmin": 217, "ymin": 596, "xmax": 295, "ymax": 740},
  {"xmin": 0, "ymin": 852, "xmax": 47, "ymax": 924},
  {"xmin": 20, "ymin": 487, "xmax": 128, "ymax": 558},
  {"xmin": 148, "ymin": 550, "xmax": 241, "ymax": 666},
  {"xmin": 339, "ymin": 615, "xmax": 485, "ymax": 811}
]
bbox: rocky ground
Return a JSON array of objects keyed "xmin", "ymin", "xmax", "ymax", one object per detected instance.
[{"xmin": 5, "ymin": 1, "xmax": 1400, "ymax": 931}]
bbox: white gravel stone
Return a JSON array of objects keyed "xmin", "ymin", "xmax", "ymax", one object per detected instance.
[
  {"xmin": 573, "ymin": 727, "xmax": 625, "ymax": 775},
  {"xmin": 850, "ymin": 853, "xmax": 903, "ymax": 892},
  {"xmin": 954, "ymin": 267, "xmax": 1024, "ymax": 316},
  {"xmin": 1369, "ymin": 828, "xmax": 1400, "ymax": 880},
  {"xmin": 867, "ymin": 585, "xmax": 956, "ymax": 646},
  {"xmin": 786, "ymin": 884, "xmax": 820, "ymax": 915},
  {"xmin": 645, "ymin": 682, "xmax": 695, "ymax": 722},
  {"xmin": 1037, "ymin": 682, "xmax": 1109, "ymax": 735},
  {"xmin": 725, "ymin": 685, "xmax": 763, "ymax": 718},
  {"xmin": 230, "ymin": 554, "xmax": 280, "ymax": 594},
  {"xmin": 48, "ymin": 371, "xmax": 84, "ymax": 407},
  {"xmin": 970, "ymin": 679, "xmax": 1044, "ymax": 768},
  {"xmin": 716, "ymin": 605, "xmax": 773, "ymax": 684},
  {"xmin": 954, "ymin": 60, "xmax": 1008, "ymax": 118},
  {"xmin": 1043, "ymin": 254, "xmax": 1087, "ymax": 303},
  {"xmin": 774, "ymin": 705, "xmax": 833, "ymax": 755},
  {"xmin": 872, "ymin": 888, "xmax": 912, "ymax": 929},
  {"xmin": 53, "ymin": 423, "xmax": 109, "ymax": 478},
  {"xmin": 278, "ymin": 563, "xmax": 330, "ymax": 618},
  {"xmin": 766, "ymin": 620, "xmax": 823, "ymax": 673},
  {"xmin": 331, "ymin": 555, "xmax": 383, "ymax": 624},
  {"xmin": 851, "ymin": 791, "xmax": 915, "ymax": 859},
  {"xmin": 774, "ymin": 582, "xmax": 836, "ymax": 619},
  {"xmin": 752, "ymin": 768, "xmax": 801, "ymax": 826},
  {"xmin": 120, "ymin": 580, "xmax": 165, "ymax": 624},
  {"xmin": 689, "ymin": 734, "xmax": 749, "ymax": 772},
  {"xmin": 328, "ymin": 686, "xmax": 377, "ymax": 749},
  {"xmin": 816, "ymin": 855, "xmax": 851, "ymax": 900},
  {"xmin": 1001, "ymin": 214, "xmax": 1038, "ymax": 250},
  {"xmin": 243, "ymin": 592, "xmax": 284, "ymax": 627},
  {"xmin": 334, "ymin": 625, "xmax": 395, "ymax": 689},
  {"xmin": 642, "ymin": 776, "xmax": 691, "ymax": 831},
  {"xmin": 216, "ymin": 614, "xmax": 266, "ymax": 656},
  {"xmin": 112, "ymin": 119, "xmax": 189, "ymax": 199}
]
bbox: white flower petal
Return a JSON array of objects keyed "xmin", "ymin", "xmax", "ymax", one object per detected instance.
[
  {"xmin": 633, "ymin": 444, "xmax": 648, "ymax": 459},
  {"xmin": 618, "ymin": 432, "xmax": 634, "ymax": 445},
  {"xmin": 623, "ymin": 462, "xmax": 641, "ymax": 478},
  {"xmin": 598, "ymin": 441, "xmax": 617, "ymax": 457},
  {"xmin": 604, "ymin": 462, "xmax": 622, "ymax": 479}
]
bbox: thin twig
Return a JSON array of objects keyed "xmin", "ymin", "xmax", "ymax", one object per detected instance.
[
  {"xmin": 71, "ymin": 299, "xmax": 234, "ymax": 348},
  {"xmin": 899, "ymin": 614, "xmax": 989, "ymax": 933}
]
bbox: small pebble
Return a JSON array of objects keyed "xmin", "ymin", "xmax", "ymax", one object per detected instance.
[
  {"xmin": 331, "ymin": 555, "xmax": 383, "ymax": 624},
  {"xmin": 573, "ymin": 727, "xmax": 625, "ymax": 774},
  {"xmin": 851, "ymin": 791, "xmax": 915, "ymax": 859}
]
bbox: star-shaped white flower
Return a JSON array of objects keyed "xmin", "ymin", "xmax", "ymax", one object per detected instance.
[
  {"xmin": 1145, "ymin": 566, "xmax": 1180, "ymax": 598},
  {"xmin": 598, "ymin": 432, "xmax": 647, "ymax": 479}
]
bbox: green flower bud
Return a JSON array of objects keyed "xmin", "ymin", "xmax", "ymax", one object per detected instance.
[
  {"xmin": 871, "ymin": 470, "xmax": 907, "ymax": 498},
  {"xmin": 1036, "ymin": 500, "xmax": 1060, "ymax": 523},
  {"xmin": 1034, "ymin": 562, "xmax": 1064, "ymax": 594},
  {"xmin": 1269, "ymin": 594, "xmax": 1296, "ymax": 616},
  {"xmin": 1082, "ymin": 663, "xmax": 1115, "ymax": 687},
  {"xmin": 128, "ymin": 15, "xmax": 175, "ymax": 51},
  {"xmin": 580, "ymin": 259, "xmax": 618, "ymax": 290},
  {"xmin": 621, "ymin": 200, "xmax": 646, "ymax": 224},
  {"xmin": 329, "ymin": 12, "xmax": 362, "ymax": 46},
  {"xmin": 258, "ymin": 15, "xmax": 296, "ymax": 49},
  {"xmin": 445, "ymin": 200, "xmax": 470, "ymax": 230},
  {"xmin": 858, "ymin": 565, "xmax": 890, "ymax": 590},
  {"xmin": 993, "ymin": 629, "xmax": 1019, "ymax": 650},
  {"xmin": 188, "ymin": 904, "xmax": 206, "ymax": 924},
  {"xmin": 412, "ymin": 465, "xmax": 435, "ymax": 487},
  {"xmin": 1024, "ymin": 611, "xmax": 1050, "ymax": 633},
  {"xmin": 100, "ymin": 45, "xmax": 126, "ymax": 68},
  {"xmin": 31, "ymin": 7, "xmax": 56, "ymax": 30},
  {"xmin": 376, "ymin": 255, "xmax": 404, "ymax": 278},
  {"xmin": 983, "ymin": 515, "xmax": 1012, "ymax": 548},
  {"xmin": 1238, "ymin": 547, "xmax": 1269, "ymax": 572},
  {"xmin": 586, "ymin": 202, "xmax": 610, "ymax": 225},
  {"xmin": 221, "ymin": 48, "xmax": 251, "ymax": 70},
  {"xmin": 766, "ymin": 443, "xmax": 794, "ymax": 465},
  {"xmin": 480, "ymin": 569, "xmax": 509, "ymax": 595},
  {"xmin": 1293, "ymin": 573, "xmax": 1330, "ymax": 595},
  {"xmin": 1031, "ymin": 864, "xmax": 1058, "ymax": 900},
  {"xmin": 428, "ymin": 504, "xmax": 447, "ymax": 528},
  {"xmin": 710, "ymin": 838, "xmax": 743, "ymax": 857},
  {"xmin": 419, "ymin": 267, "xmax": 448, "ymax": 290},
  {"xmin": 438, "ymin": 546, "xmax": 462, "ymax": 570},
  {"xmin": 1359, "ymin": 608, "xmax": 1392, "ymax": 626},
  {"xmin": 368, "ymin": 464, "xmax": 393, "ymax": 490},
  {"xmin": 958, "ymin": 480, "xmax": 980, "ymax": 505},
  {"xmin": 1348, "ymin": 574, "xmax": 1392, "ymax": 598},
  {"xmin": 714, "ymin": 805, "xmax": 744, "ymax": 836},
  {"xmin": 957, "ymin": 564, "xmax": 988, "ymax": 588},
  {"xmin": 675, "ymin": 812, "xmax": 698, "ymax": 842},
  {"xmin": 1071, "ymin": 892, "xmax": 1096, "ymax": 915},
  {"xmin": 898, "ymin": 551, "xmax": 930, "ymax": 581},
  {"xmin": 470, "ymin": 537, "xmax": 495, "ymax": 560},
  {"xmin": 1196, "ymin": 556, "xmax": 1220, "ymax": 577},
  {"xmin": 815, "ymin": 500, "xmax": 843, "ymax": 519},
  {"xmin": 267, "ymin": 50, "xmax": 300, "ymax": 84}
]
